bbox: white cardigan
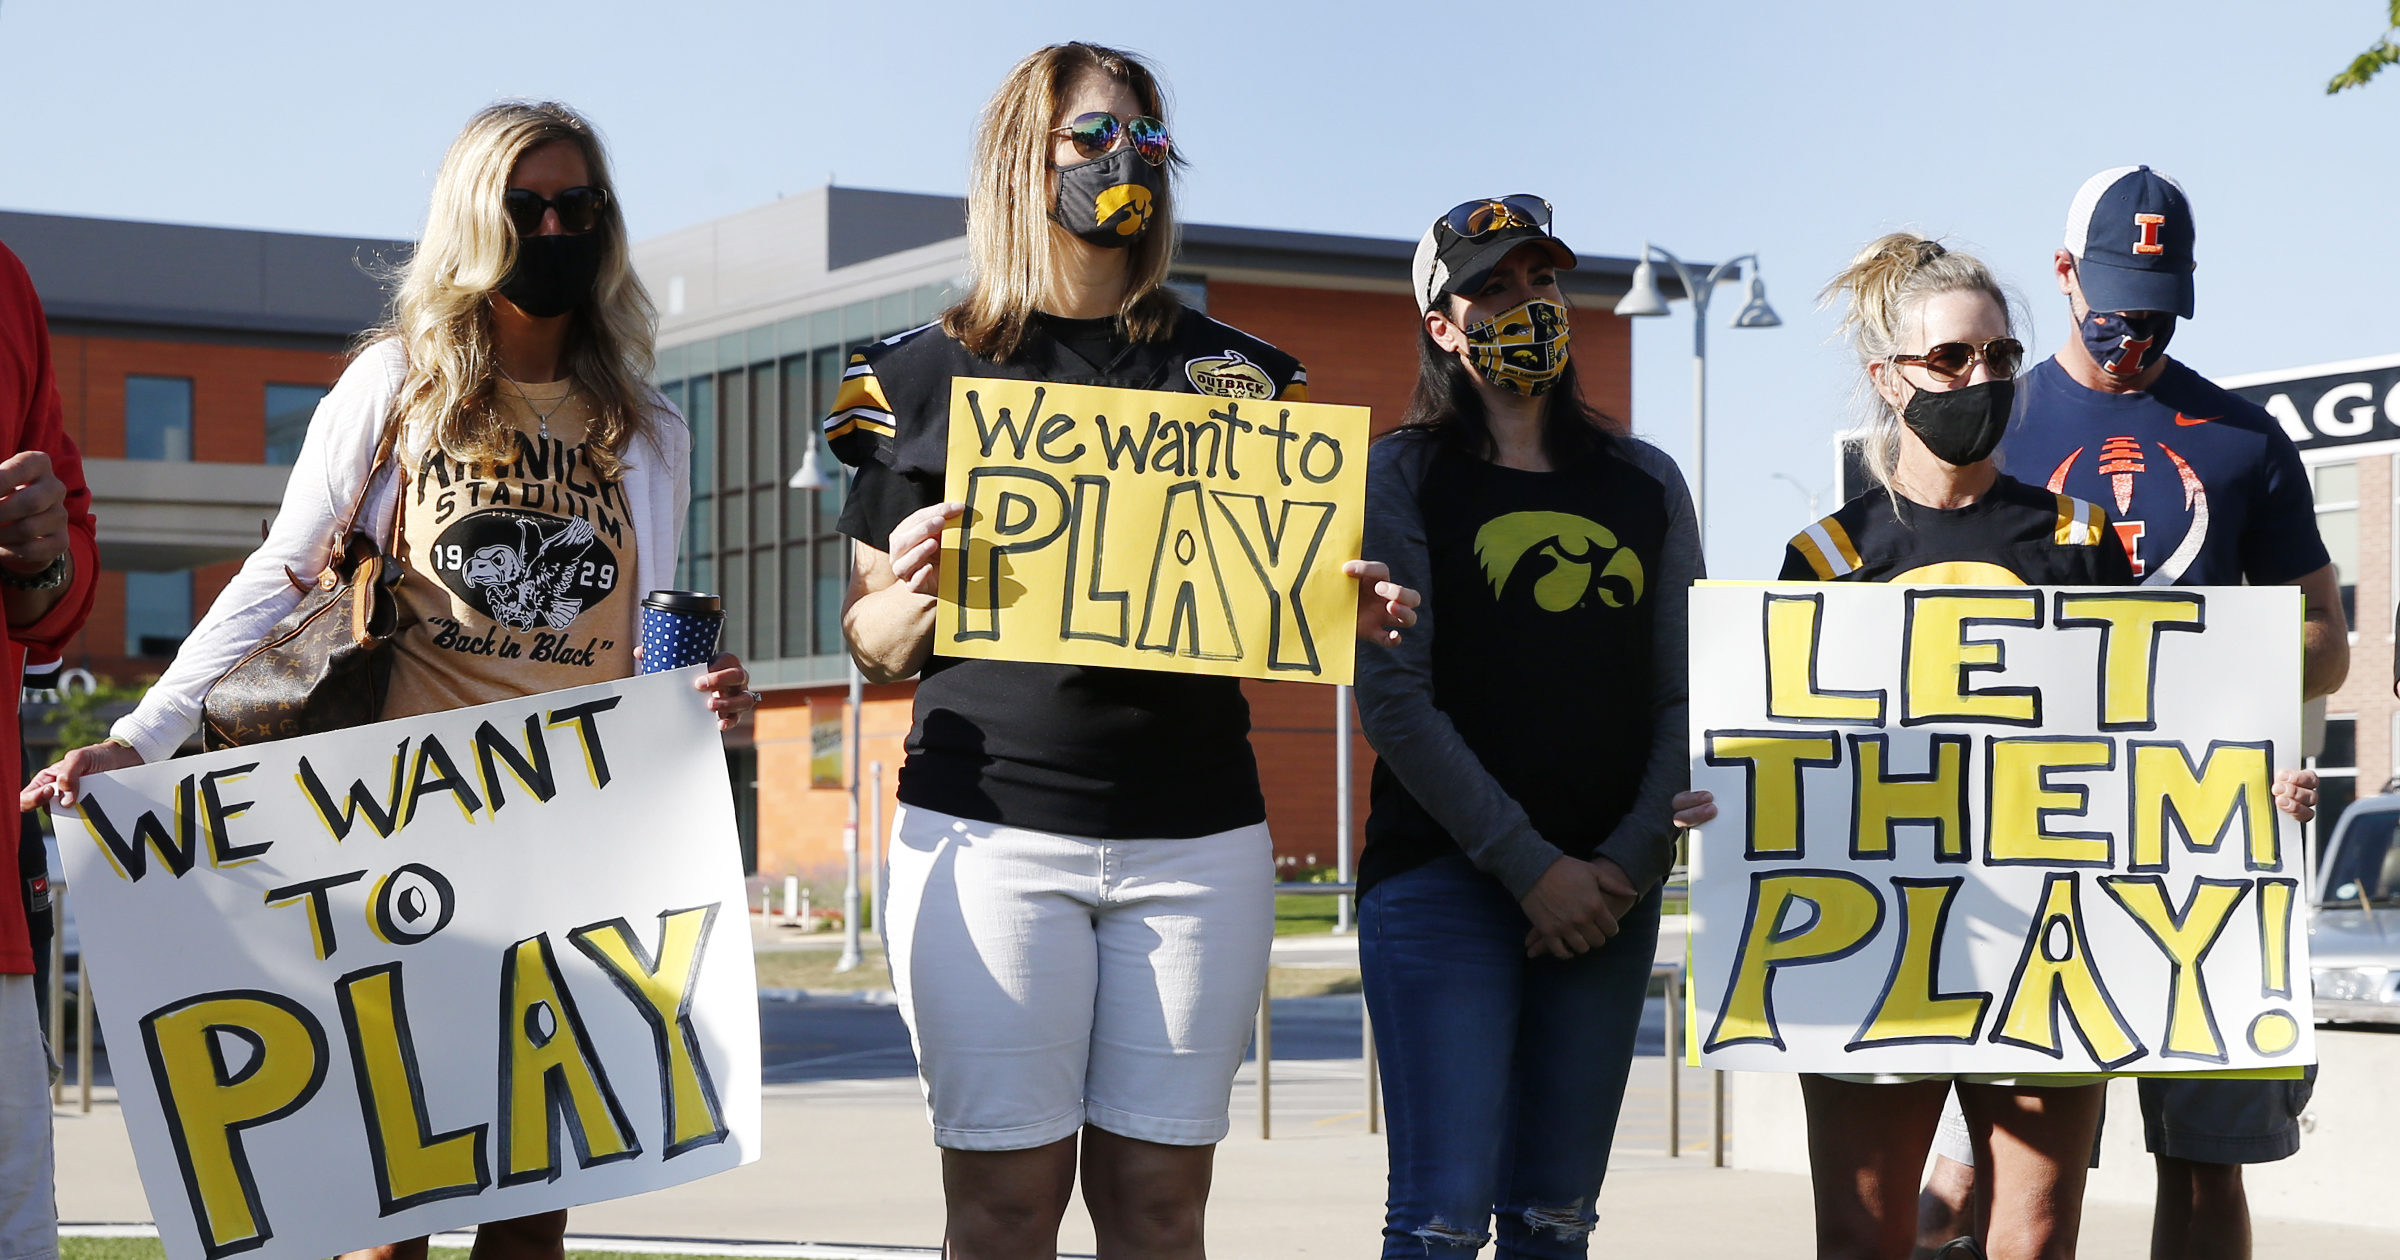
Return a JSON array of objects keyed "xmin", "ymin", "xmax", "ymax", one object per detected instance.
[{"xmin": 111, "ymin": 339, "xmax": 691, "ymax": 763}]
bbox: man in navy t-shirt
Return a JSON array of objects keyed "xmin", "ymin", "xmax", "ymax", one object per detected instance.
[{"xmin": 2000, "ymin": 165, "xmax": 2348, "ymax": 1260}]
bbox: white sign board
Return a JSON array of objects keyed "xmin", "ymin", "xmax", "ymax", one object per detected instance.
[
  {"xmin": 1687, "ymin": 583, "xmax": 2312, "ymax": 1076},
  {"xmin": 58, "ymin": 669, "xmax": 762, "ymax": 1260}
]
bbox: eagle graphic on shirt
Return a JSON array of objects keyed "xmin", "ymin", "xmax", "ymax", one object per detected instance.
[{"xmin": 430, "ymin": 509, "xmax": 620, "ymax": 632}]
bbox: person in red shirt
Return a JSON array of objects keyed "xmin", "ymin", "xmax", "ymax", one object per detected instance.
[{"xmin": 0, "ymin": 239, "xmax": 100, "ymax": 1260}]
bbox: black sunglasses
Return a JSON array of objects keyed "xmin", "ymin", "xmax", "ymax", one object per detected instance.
[
  {"xmin": 1443, "ymin": 194, "xmax": 1554, "ymax": 239},
  {"xmin": 503, "ymin": 185, "xmax": 610, "ymax": 235},
  {"xmin": 1890, "ymin": 337, "xmax": 2025, "ymax": 382},
  {"xmin": 1051, "ymin": 111, "xmax": 1172, "ymax": 166}
]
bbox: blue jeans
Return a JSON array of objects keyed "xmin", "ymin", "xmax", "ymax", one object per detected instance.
[{"xmin": 1361, "ymin": 851, "xmax": 1663, "ymax": 1259}]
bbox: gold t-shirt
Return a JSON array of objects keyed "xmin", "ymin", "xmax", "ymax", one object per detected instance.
[{"xmin": 383, "ymin": 380, "xmax": 639, "ymax": 719}]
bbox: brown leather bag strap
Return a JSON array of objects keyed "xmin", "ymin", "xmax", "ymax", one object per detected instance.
[{"xmin": 329, "ymin": 395, "xmax": 407, "ymax": 547}]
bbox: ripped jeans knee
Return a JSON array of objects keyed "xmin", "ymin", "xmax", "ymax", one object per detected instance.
[
  {"xmin": 1516, "ymin": 1198, "xmax": 1596, "ymax": 1241},
  {"xmin": 1399, "ymin": 1215, "xmax": 1493, "ymax": 1256}
]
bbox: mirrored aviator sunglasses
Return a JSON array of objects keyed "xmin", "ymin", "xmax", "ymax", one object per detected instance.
[
  {"xmin": 502, "ymin": 185, "xmax": 611, "ymax": 235},
  {"xmin": 1893, "ymin": 337, "xmax": 2025, "ymax": 382},
  {"xmin": 1056, "ymin": 111, "xmax": 1172, "ymax": 166},
  {"xmin": 1444, "ymin": 194, "xmax": 1554, "ymax": 239}
]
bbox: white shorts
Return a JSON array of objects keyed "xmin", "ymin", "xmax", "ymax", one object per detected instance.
[
  {"xmin": 0, "ymin": 975, "xmax": 56, "ymax": 1260},
  {"xmin": 882, "ymin": 805, "xmax": 1274, "ymax": 1151}
]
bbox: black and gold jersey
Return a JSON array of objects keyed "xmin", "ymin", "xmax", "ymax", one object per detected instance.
[
  {"xmin": 1778, "ymin": 473, "xmax": 2135, "ymax": 586},
  {"xmin": 827, "ymin": 307, "xmax": 1308, "ymax": 840}
]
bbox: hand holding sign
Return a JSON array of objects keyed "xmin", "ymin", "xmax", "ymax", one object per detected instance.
[
  {"xmin": 1345, "ymin": 559, "xmax": 1420, "ymax": 649},
  {"xmin": 889, "ymin": 501, "xmax": 965, "ymax": 596},
  {"xmin": 22, "ymin": 736, "xmax": 143, "ymax": 811}
]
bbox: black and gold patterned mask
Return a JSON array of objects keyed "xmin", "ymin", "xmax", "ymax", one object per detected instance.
[{"xmin": 1460, "ymin": 298, "xmax": 1571, "ymax": 396}]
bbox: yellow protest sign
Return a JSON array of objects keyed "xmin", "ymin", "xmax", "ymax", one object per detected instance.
[{"xmin": 937, "ymin": 377, "xmax": 1369, "ymax": 684}]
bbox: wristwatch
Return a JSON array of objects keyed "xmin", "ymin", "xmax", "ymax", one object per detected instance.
[{"xmin": 0, "ymin": 553, "xmax": 69, "ymax": 591}]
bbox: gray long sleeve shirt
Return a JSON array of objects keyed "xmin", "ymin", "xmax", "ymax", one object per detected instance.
[{"xmin": 1352, "ymin": 429, "xmax": 1702, "ymax": 899}]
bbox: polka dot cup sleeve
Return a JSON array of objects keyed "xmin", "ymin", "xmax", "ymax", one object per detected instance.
[{"xmin": 639, "ymin": 590, "xmax": 725, "ymax": 674}]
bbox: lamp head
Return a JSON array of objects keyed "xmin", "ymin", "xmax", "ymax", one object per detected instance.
[
  {"xmin": 788, "ymin": 439, "xmax": 835, "ymax": 491},
  {"xmin": 1733, "ymin": 273, "xmax": 1781, "ymax": 329},
  {"xmin": 1614, "ymin": 255, "xmax": 1671, "ymax": 318}
]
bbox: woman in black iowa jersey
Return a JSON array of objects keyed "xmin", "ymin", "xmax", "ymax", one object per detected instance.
[
  {"xmin": 1782, "ymin": 236, "xmax": 2130, "ymax": 590},
  {"xmin": 826, "ymin": 43, "xmax": 1416, "ymax": 1260}
]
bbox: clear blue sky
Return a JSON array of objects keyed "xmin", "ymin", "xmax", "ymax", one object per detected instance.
[{"xmin": 2, "ymin": 1, "xmax": 2390, "ymax": 577}]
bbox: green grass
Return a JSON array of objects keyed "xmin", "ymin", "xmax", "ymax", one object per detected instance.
[
  {"xmin": 61, "ymin": 1240, "xmax": 161, "ymax": 1260},
  {"xmin": 1273, "ymin": 895, "xmax": 1344, "ymax": 936},
  {"xmin": 753, "ymin": 945, "xmax": 892, "ymax": 991}
]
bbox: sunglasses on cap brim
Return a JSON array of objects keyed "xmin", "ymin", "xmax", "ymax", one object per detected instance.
[{"xmin": 1443, "ymin": 194, "xmax": 1554, "ymax": 239}]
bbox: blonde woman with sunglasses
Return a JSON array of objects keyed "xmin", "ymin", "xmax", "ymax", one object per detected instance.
[
  {"xmin": 827, "ymin": 41, "xmax": 1414, "ymax": 1260},
  {"xmin": 1738, "ymin": 233, "xmax": 2312, "ymax": 1259},
  {"xmin": 27, "ymin": 101, "xmax": 757, "ymax": 1260}
]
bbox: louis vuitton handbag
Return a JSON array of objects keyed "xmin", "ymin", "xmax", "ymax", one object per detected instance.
[{"xmin": 198, "ymin": 409, "xmax": 406, "ymax": 750}]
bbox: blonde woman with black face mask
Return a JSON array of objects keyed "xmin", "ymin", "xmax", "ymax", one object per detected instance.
[
  {"xmin": 827, "ymin": 41, "xmax": 1415, "ymax": 1260},
  {"xmin": 27, "ymin": 101, "xmax": 758, "ymax": 1260}
]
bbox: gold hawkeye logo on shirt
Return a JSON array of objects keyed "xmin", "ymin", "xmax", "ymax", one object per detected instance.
[{"xmin": 1474, "ymin": 511, "xmax": 1645, "ymax": 612}]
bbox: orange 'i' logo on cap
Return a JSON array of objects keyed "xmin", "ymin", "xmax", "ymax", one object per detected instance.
[{"xmin": 2132, "ymin": 213, "xmax": 2167, "ymax": 255}]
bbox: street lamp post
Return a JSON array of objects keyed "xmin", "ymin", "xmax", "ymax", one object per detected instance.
[
  {"xmin": 1613, "ymin": 245, "xmax": 1782, "ymax": 545},
  {"xmin": 790, "ymin": 436, "xmax": 867, "ymax": 972},
  {"xmin": 1769, "ymin": 472, "xmax": 1822, "ymax": 519}
]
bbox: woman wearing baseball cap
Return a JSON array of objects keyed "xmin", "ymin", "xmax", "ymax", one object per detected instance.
[{"xmin": 1352, "ymin": 196, "xmax": 1700, "ymax": 1256}]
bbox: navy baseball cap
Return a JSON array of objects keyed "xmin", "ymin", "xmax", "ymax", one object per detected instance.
[{"xmin": 2064, "ymin": 165, "xmax": 2195, "ymax": 317}]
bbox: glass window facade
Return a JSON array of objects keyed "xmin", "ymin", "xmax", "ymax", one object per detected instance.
[
  {"xmin": 126, "ymin": 570, "xmax": 193, "ymax": 657},
  {"xmin": 2314, "ymin": 713, "xmax": 2358, "ymax": 859},
  {"xmin": 2312, "ymin": 461, "xmax": 2359, "ymax": 627},
  {"xmin": 656, "ymin": 280, "xmax": 955, "ymax": 670},
  {"xmin": 125, "ymin": 375, "xmax": 194, "ymax": 461},
  {"xmin": 263, "ymin": 384, "xmax": 328, "ymax": 465}
]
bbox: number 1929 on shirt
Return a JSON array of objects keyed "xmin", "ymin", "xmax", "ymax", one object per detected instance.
[{"xmin": 937, "ymin": 376, "xmax": 1370, "ymax": 684}]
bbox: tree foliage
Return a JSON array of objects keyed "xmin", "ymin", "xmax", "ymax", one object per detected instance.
[
  {"xmin": 47, "ymin": 675, "xmax": 154, "ymax": 752},
  {"xmin": 2328, "ymin": 1, "xmax": 2400, "ymax": 93}
]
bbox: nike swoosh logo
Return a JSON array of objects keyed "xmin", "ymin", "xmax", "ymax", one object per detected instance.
[{"xmin": 2174, "ymin": 413, "xmax": 2214, "ymax": 426}]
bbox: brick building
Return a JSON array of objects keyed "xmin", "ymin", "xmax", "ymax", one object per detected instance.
[
  {"xmin": 633, "ymin": 186, "xmax": 1674, "ymax": 882},
  {"xmin": 2218, "ymin": 355, "xmax": 2400, "ymax": 839},
  {"xmin": 0, "ymin": 210, "xmax": 404, "ymax": 684}
]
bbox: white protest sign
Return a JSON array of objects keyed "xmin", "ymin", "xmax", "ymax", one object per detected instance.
[
  {"xmin": 58, "ymin": 669, "xmax": 761, "ymax": 1260},
  {"xmin": 1688, "ymin": 583, "xmax": 2311, "ymax": 1076}
]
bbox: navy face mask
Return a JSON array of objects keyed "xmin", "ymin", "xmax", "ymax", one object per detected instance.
[{"xmin": 2077, "ymin": 303, "xmax": 2176, "ymax": 379}]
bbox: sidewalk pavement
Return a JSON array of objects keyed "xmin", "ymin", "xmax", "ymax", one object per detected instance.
[{"xmin": 55, "ymin": 1052, "xmax": 2400, "ymax": 1258}]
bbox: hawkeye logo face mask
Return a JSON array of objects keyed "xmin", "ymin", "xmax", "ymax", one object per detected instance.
[
  {"xmin": 1053, "ymin": 144, "xmax": 1161, "ymax": 247},
  {"xmin": 1460, "ymin": 298, "xmax": 1572, "ymax": 396},
  {"xmin": 1473, "ymin": 511, "xmax": 1644, "ymax": 612}
]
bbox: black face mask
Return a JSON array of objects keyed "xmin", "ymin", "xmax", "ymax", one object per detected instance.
[
  {"xmin": 498, "ymin": 233, "xmax": 604, "ymax": 318},
  {"xmin": 1902, "ymin": 377, "xmax": 2014, "ymax": 467},
  {"xmin": 2076, "ymin": 302, "xmax": 2177, "ymax": 380},
  {"xmin": 1051, "ymin": 145, "xmax": 1163, "ymax": 247}
]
